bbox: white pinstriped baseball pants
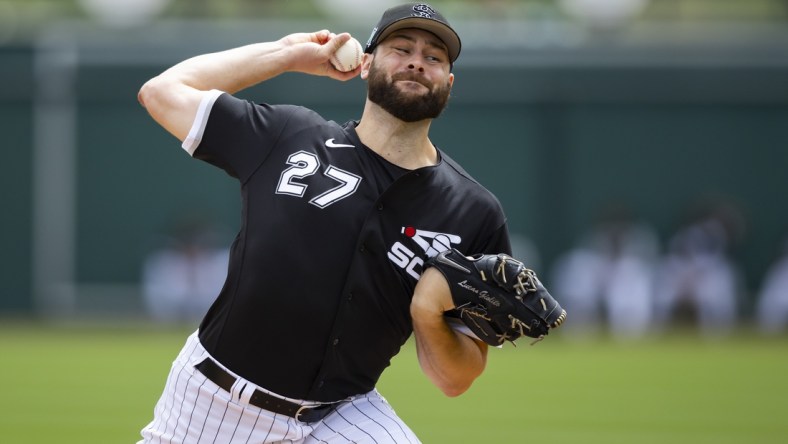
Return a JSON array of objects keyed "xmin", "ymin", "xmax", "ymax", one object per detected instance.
[{"xmin": 138, "ymin": 331, "xmax": 421, "ymax": 444}]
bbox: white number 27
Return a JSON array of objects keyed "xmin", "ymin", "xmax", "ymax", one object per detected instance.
[{"xmin": 275, "ymin": 151, "xmax": 361, "ymax": 208}]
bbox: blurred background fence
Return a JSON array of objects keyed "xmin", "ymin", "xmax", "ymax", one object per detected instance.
[{"xmin": 2, "ymin": 0, "xmax": 788, "ymax": 337}]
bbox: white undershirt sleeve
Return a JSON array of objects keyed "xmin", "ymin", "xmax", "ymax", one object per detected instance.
[{"xmin": 445, "ymin": 316, "xmax": 502, "ymax": 348}]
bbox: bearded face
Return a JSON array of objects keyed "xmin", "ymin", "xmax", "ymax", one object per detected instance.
[{"xmin": 366, "ymin": 58, "xmax": 452, "ymax": 122}]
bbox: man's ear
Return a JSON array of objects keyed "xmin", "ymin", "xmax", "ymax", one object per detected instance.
[{"xmin": 360, "ymin": 53, "xmax": 373, "ymax": 80}]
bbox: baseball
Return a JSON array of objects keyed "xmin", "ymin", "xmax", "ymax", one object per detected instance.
[{"xmin": 330, "ymin": 37, "xmax": 363, "ymax": 72}]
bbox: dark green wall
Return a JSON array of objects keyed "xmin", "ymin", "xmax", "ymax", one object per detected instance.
[
  {"xmin": 0, "ymin": 46, "xmax": 34, "ymax": 313},
  {"xmin": 3, "ymin": 39, "xmax": 788, "ymax": 314}
]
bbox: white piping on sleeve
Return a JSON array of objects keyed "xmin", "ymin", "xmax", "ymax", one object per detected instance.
[{"xmin": 181, "ymin": 89, "xmax": 225, "ymax": 156}]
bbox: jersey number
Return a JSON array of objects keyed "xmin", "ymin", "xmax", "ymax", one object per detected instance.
[{"xmin": 276, "ymin": 151, "xmax": 361, "ymax": 208}]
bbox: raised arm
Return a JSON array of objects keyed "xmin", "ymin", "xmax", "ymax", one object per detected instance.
[
  {"xmin": 410, "ymin": 267, "xmax": 488, "ymax": 397},
  {"xmin": 137, "ymin": 31, "xmax": 360, "ymax": 141}
]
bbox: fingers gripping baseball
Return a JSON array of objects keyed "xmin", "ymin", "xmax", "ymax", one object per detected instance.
[
  {"xmin": 279, "ymin": 31, "xmax": 360, "ymax": 80},
  {"xmin": 425, "ymin": 249, "xmax": 567, "ymax": 346},
  {"xmin": 325, "ymin": 33, "xmax": 362, "ymax": 78}
]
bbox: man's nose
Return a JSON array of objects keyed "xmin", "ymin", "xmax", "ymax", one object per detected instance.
[{"xmin": 406, "ymin": 54, "xmax": 425, "ymax": 72}]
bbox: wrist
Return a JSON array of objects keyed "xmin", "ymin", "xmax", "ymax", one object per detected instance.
[{"xmin": 411, "ymin": 268, "xmax": 455, "ymax": 321}]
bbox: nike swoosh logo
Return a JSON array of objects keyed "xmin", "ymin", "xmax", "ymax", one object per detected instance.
[
  {"xmin": 436, "ymin": 254, "xmax": 471, "ymax": 274},
  {"xmin": 325, "ymin": 138, "xmax": 355, "ymax": 148}
]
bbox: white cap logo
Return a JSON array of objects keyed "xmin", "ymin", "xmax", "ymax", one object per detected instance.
[{"xmin": 412, "ymin": 4, "xmax": 436, "ymax": 18}]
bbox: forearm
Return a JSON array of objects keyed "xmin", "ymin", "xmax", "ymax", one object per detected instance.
[
  {"xmin": 138, "ymin": 31, "xmax": 358, "ymax": 141},
  {"xmin": 411, "ymin": 268, "xmax": 488, "ymax": 397},
  {"xmin": 151, "ymin": 41, "xmax": 291, "ymax": 95},
  {"xmin": 137, "ymin": 42, "xmax": 286, "ymax": 140},
  {"xmin": 411, "ymin": 309, "xmax": 487, "ymax": 397}
]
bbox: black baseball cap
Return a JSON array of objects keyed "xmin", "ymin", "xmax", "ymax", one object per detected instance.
[{"xmin": 364, "ymin": 3, "xmax": 461, "ymax": 64}]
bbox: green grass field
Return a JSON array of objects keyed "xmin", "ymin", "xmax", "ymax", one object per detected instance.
[{"xmin": 1, "ymin": 322, "xmax": 786, "ymax": 443}]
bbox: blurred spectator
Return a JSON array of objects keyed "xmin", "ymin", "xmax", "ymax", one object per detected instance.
[
  {"xmin": 652, "ymin": 200, "xmax": 745, "ymax": 337},
  {"xmin": 550, "ymin": 205, "xmax": 659, "ymax": 339},
  {"xmin": 755, "ymin": 238, "xmax": 788, "ymax": 335},
  {"xmin": 141, "ymin": 220, "xmax": 229, "ymax": 323}
]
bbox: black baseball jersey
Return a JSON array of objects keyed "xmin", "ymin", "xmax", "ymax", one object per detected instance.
[{"xmin": 185, "ymin": 91, "xmax": 511, "ymax": 402}]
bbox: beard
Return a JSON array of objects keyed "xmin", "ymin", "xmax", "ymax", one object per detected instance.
[{"xmin": 366, "ymin": 62, "xmax": 451, "ymax": 122}]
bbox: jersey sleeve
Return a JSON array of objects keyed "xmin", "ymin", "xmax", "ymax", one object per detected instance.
[
  {"xmin": 460, "ymin": 202, "xmax": 512, "ymax": 258},
  {"xmin": 482, "ymin": 221, "xmax": 512, "ymax": 256},
  {"xmin": 181, "ymin": 91, "xmax": 296, "ymax": 182},
  {"xmin": 182, "ymin": 89, "xmax": 224, "ymax": 154}
]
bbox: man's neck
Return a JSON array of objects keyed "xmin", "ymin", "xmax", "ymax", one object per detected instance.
[{"xmin": 355, "ymin": 102, "xmax": 439, "ymax": 170}]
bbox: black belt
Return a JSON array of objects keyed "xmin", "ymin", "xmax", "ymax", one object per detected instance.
[{"xmin": 194, "ymin": 358, "xmax": 337, "ymax": 423}]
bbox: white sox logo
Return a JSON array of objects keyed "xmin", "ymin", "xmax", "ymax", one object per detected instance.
[
  {"xmin": 388, "ymin": 226, "xmax": 461, "ymax": 280},
  {"xmin": 412, "ymin": 4, "xmax": 437, "ymax": 18}
]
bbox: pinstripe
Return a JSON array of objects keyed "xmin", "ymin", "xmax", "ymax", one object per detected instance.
[
  {"xmin": 183, "ymin": 378, "xmax": 209, "ymax": 442},
  {"xmin": 349, "ymin": 399, "xmax": 391, "ymax": 442},
  {"xmin": 226, "ymin": 401, "xmax": 245, "ymax": 443},
  {"xmin": 279, "ymin": 419, "xmax": 296, "ymax": 444},
  {"xmin": 195, "ymin": 385, "xmax": 221, "ymax": 443},
  {"xmin": 173, "ymin": 370, "xmax": 193, "ymax": 441},
  {"xmin": 150, "ymin": 364, "xmax": 176, "ymax": 444},
  {"xmin": 364, "ymin": 394, "xmax": 414, "ymax": 444},
  {"xmin": 160, "ymin": 362, "xmax": 190, "ymax": 443},
  {"xmin": 261, "ymin": 411, "xmax": 277, "ymax": 442},
  {"xmin": 146, "ymin": 333, "xmax": 201, "ymax": 444},
  {"xmin": 313, "ymin": 418, "xmax": 357, "ymax": 444},
  {"xmin": 283, "ymin": 416, "xmax": 294, "ymax": 441},
  {"xmin": 208, "ymin": 391, "xmax": 232, "ymax": 444},
  {"xmin": 148, "ymin": 366, "xmax": 175, "ymax": 444},
  {"xmin": 153, "ymin": 361, "xmax": 180, "ymax": 443},
  {"xmin": 140, "ymin": 332, "xmax": 419, "ymax": 443},
  {"xmin": 302, "ymin": 390, "xmax": 419, "ymax": 444},
  {"xmin": 242, "ymin": 409, "xmax": 262, "ymax": 444},
  {"xmin": 336, "ymin": 408, "xmax": 376, "ymax": 443}
]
